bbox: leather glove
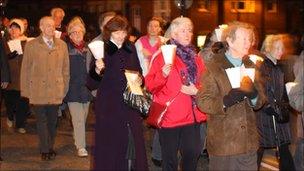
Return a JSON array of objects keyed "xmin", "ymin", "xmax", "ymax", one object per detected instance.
[
  {"xmin": 240, "ymin": 76, "xmax": 258, "ymax": 99},
  {"xmin": 7, "ymin": 50, "xmax": 18, "ymax": 59},
  {"xmin": 264, "ymin": 105, "xmax": 278, "ymax": 117},
  {"xmin": 223, "ymin": 89, "xmax": 246, "ymax": 108},
  {"xmin": 264, "ymin": 103, "xmax": 290, "ymax": 123}
]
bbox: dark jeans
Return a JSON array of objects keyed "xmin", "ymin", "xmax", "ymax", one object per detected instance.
[
  {"xmin": 3, "ymin": 90, "xmax": 29, "ymax": 128},
  {"xmin": 32, "ymin": 105, "xmax": 59, "ymax": 153},
  {"xmin": 159, "ymin": 123, "xmax": 201, "ymax": 171}
]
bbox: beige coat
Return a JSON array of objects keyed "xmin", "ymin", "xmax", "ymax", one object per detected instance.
[
  {"xmin": 196, "ymin": 53, "xmax": 265, "ymax": 156},
  {"xmin": 20, "ymin": 35, "xmax": 69, "ymax": 105}
]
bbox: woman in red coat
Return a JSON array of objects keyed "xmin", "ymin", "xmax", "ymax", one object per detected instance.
[{"xmin": 145, "ymin": 16, "xmax": 206, "ymax": 171}]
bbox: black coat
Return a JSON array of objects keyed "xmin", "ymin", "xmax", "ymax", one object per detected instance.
[
  {"xmin": 87, "ymin": 40, "xmax": 148, "ymax": 170},
  {"xmin": 256, "ymin": 57, "xmax": 292, "ymax": 147},
  {"xmin": 0, "ymin": 37, "xmax": 10, "ymax": 90},
  {"xmin": 64, "ymin": 41, "xmax": 92, "ymax": 103}
]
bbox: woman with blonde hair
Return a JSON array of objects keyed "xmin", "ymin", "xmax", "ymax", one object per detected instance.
[
  {"xmin": 64, "ymin": 16, "xmax": 93, "ymax": 157},
  {"xmin": 257, "ymin": 34, "xmax": 296, "ymax": 171}
]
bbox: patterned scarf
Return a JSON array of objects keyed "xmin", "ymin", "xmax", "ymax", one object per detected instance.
[
  {"xmin": 71, "ymin": 40, "xmax": 85, "ymax": 53},
  {"xmin": 170, "ymin": 39, "xmax": 197, "ymax": 83}
]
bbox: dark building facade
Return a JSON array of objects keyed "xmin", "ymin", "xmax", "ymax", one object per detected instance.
[{"xmin": 2, "ymin": 0, "xmax": 303, "ymax": 48}]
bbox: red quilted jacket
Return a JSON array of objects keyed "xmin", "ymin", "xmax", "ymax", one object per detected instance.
[{"xmin": 145, "ymin": 53, "xmax": 207, "ymax": 128}]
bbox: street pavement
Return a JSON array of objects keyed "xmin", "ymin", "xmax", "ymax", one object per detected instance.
[{"xmin": 0, "ymin": 105, "xmax": 277, "ymax": 170}]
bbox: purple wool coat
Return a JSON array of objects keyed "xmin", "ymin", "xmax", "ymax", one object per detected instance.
[{"xmin": 87, "ymin": 40, "xmax": 148, "ymax": 170}]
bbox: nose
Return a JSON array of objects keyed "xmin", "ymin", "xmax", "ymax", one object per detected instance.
[{"xmin": 119, "ymin": 33, "xmax": 124, "ymax": 38}]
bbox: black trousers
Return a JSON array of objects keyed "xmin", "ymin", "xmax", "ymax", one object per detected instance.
[
  {"xmin": 32, "ymin": 105, "xmax": 59, "ymax": 153},
  {"xmin": 159, "ymin": 123, "xmax": 201, "ymax": 171},
  {"xmin": 3, "ymin": 90, "xmax": 29, "ymax": 128},
  {"xmin": 257, "ymin": 144, "xmax": 296, "ymax": 171}
]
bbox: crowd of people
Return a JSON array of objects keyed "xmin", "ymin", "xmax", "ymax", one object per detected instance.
[{"xmin": 0, "ymin": 7, "xmax": 303, "ymax": 171}]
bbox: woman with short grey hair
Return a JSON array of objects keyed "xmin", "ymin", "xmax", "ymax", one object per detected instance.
[{"xmin": 145, "ymin": 16, "xmax": 207, "ymax": 170}]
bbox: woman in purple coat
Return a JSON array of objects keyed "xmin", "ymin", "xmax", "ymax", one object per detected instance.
[{"xmin": 87, "ymin": 15, "xmax": 148, "ymax": 170}]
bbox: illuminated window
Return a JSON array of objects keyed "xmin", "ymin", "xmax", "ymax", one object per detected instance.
[{"xmin": 231, "ymin": 0, "xmax": 255, "ymax": 13}]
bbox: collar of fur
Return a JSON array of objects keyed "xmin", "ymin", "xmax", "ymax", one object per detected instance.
[{"xmin": 105, "ymin": 40, "xmax": 133, "ymax": 56}]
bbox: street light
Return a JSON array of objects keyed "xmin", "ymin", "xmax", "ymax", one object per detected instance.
[{"xmin": 174, "ymin": 0, "xmax": 193, "ymax": 16}]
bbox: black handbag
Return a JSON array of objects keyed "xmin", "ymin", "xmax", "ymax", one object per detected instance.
[{"xmin": 123, "ymin": 86, "xmax": 152, "ymax": 117}]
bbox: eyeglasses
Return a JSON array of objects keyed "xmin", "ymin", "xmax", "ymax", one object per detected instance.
[{"xmin": 69, "ymin": 31, "xmax": 83, "ymax": 36}]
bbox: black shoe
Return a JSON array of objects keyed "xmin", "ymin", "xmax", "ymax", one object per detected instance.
[
  {"xmin": 41, "ymin": 153, "xmax": 50, "ymax": 161},
  {"xmin": 49, "ymin": 149, "xmax": 56, "ymax": 159},
  {"xmin": 151, "ymin": 158, "xmax": 162, "ymax": 167}
]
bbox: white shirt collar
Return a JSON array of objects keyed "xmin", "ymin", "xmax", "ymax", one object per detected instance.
[
  {"xmin": 42, "ymin": 36, "xmax": 54, "ymax": 44},
  {"xmin": 110, "ymin": 38, "xmax": 122, "ymax": 49}
]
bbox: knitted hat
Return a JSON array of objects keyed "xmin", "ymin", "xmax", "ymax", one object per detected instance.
[
  {"xmin": 67, "ymin": 16, "xmax": 86, "ymax": 35},
  {"xmin": 9, "ymin": 18, "xmax": 25, "ymax": 35}
]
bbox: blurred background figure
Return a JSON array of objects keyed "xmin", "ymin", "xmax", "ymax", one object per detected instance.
[
  {"xmin": 288, "ymin": 34, "xmax": 304, "ymax": 171},
  {"xmin": 51, "ymin": 7, "xmax": 68, "ymax": 120},
  {"xmin": 3, "ymin": 18, "xmax": 30, "ymax": 134},
  {"xmin": 64, "ymin": 16, "xmax": 93, "ymax": 157},
  {"xmin": 93, "ymin": 11, "xmax": 116, "ymax": 42},
  {"xmin": 0, "ymin": 16, "xmax": 10, "ymax": 40},
  {"xmin": 50, "ymin": 7, "xmax": 67, "ymax": 40},
  {"xmin": 0, "ymin": 16, "xmax": 11, "ymax": 161},
  {"xmin": 129, "ymin": 26, "xmax": 141, "ymax": 43},
  {"xmin": 135, "ymin": 16, "xmax": 164, "ymax": 76},
  {"xmin": 257, "ymin": 34, "xmax": 295, "ymax": 171}
]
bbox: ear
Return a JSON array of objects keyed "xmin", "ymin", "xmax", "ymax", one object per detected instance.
[
  {"xmin": 226, "ymin": 37, "xmax": 233, "ymax": 47},
  {"xmin": 39, "ymin": 25, "xmax": 43, "ymax": 32}
]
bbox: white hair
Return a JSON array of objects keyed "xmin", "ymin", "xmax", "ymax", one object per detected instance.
[{"xmin": 167, "ymin": 17, "xmax": 193, "ymax": 38}]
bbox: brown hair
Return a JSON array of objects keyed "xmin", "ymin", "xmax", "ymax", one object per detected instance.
[{"xmin": 102, "ymin": 15, "xmax": 130, "ymax": 41}]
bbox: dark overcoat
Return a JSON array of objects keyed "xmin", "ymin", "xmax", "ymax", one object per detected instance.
[
  {"xmin": 87, "ymin": 40, "xmax": 148, "ymax": 170},
  {"xmin": 256, "ymin": 57, "xmax": 292, "ymax": 147},
  {"xmin": 0, "ymin": 37, "xmax": 10, "ymax": 93}
]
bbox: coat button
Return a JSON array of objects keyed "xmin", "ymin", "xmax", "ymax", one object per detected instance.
[{"xmin": 241, "ymin": 125, "xmax": 246, "ymax": 129}]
